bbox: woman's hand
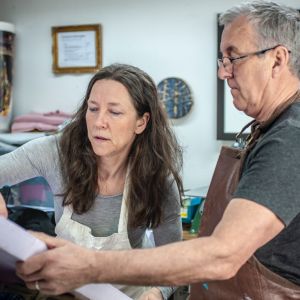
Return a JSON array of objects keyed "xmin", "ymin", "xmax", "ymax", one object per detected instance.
[
  {"xmin": 139, "ymin": 287, "xmax": 163, "ymax": 300},
  {"xmin": 0, "ymin": 193, "xmax": 8, "ymax": 218}
]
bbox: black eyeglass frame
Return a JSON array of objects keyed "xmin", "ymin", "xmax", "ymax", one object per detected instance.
[{"xmin": 217, "ymin": 44, "xmax": 291, "ymax": 69}]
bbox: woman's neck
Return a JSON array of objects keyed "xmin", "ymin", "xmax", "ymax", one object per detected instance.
[{"xmin": 97, "ymin": 156, "xmax": 128, "ymax": 196}]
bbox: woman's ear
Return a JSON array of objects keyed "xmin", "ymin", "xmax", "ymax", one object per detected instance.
[{"xmin": 135, "ymin": 112, "xmax": 150, "ymax": 134}]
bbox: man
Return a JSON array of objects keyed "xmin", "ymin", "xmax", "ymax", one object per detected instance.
[{"xmin": 5, "ymin": 1, "xmax": 300, "ymax": 298}]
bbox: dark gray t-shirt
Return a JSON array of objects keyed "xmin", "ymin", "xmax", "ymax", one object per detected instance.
[
  {"xmin": 0, "ymin": 134, "xmax": 182, "ymax": 298},
  {"xmin": 234, "ymin": 102, "xmax": 300, "ymax": 285}
]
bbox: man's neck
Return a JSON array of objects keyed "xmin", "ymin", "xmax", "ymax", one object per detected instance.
[{"xmin": 256, "ymin": 78, "xmax": 300, "ymax": 122}]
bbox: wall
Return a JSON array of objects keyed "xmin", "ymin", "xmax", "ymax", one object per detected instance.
[{"xmin": 0, "ymin": 0, "xmax": 299, "ymax": 190}]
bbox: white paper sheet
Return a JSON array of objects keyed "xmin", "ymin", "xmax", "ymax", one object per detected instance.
[
  {"xmin": 75, "ymin": 284, "xmax": 132, "ymax": 300},
  {"xmin": 0, "ymin": 216, "xmax": 47, "ymax": 283},
  {"xmin": 0, "ymin": 216, "xmax": 132, "ymax": 299}
]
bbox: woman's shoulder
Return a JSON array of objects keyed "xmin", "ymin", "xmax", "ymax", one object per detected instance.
[
  {"xmin": 164, "ymin": 175, "xmax": 181, "ymax": 207},
  {"xmin": 26, "ymin": 133, "xmax": 59, "ymax": 146},
  {"xmin": 21, "ymin": 133, "xmax": 60, "ymax": 158},
  {"xmin": 166, "ymin": 174, "xmax": 180, "ymax": 192}
]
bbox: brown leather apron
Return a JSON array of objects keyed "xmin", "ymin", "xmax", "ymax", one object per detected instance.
[{"xmin": 190, "ymin": 91, "xmax": 300, "ymax": 300}]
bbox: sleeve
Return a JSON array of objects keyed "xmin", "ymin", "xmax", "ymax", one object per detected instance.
[
  {"xmin": 152, "ymin": 178, "xmax": 182, "ymax": 300},
  {"xmin": 234, "ymin": 125, "xmax": 300, "ymax": 226},
  {"xmin": 152, "ymin": 178, "xmax": 182, "ymax": 246},
  {"xmin": 0, "ymin": 135, "xmax": 59, "ymax": 187}
]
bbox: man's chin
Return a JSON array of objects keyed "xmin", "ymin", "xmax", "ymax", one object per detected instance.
[
  {"xmin": 233, "ymin": 102, "xmax": 254, "ymax": 118},
  {"xmin": 232, "ymin": 98, "xmax": 245, "ymax": 112}
]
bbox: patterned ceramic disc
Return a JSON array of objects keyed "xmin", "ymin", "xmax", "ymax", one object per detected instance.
[{"xmin": 157, "ymin": 77, "xmax": 193, "ymax": 119}]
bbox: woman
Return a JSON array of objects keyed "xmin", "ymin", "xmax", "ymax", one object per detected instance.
[{"xmin": 0, "ymin": 64, "xmax": 183, "ymax": 300}]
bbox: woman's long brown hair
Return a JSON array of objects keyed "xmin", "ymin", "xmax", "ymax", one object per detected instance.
[{"xmin": 59, "ymin": 64, "xmax": 183, "ymax": 228}]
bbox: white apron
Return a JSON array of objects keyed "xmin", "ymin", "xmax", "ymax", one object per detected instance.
[{"xmin": 55, "ymin": 188, "xmax": 153, "ymax": 300}]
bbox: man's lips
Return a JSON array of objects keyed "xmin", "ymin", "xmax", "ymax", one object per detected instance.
[
  {"xmin": 227, "ymin": 80, "xmax": 238, "ymax": 90},
  {"xmin": 228, "ymin": 84, "xmax": 239, "ymax": 96}
]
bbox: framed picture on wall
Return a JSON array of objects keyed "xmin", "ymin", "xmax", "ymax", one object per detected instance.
[
  {"xmin": 52, "ymin": 24, "xmax": 102, "ymax": 74},
  {"xmin": 216, "ymin": 16, "xmax": 252, "ymax": 140}
]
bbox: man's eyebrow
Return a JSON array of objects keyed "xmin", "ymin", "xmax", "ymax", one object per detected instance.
[{"xmin": 220, "ymin": 45, "xmax": 239, "ymax": 55}]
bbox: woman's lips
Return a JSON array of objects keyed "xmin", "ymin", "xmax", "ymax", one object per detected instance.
[{"xmin": 94, "ymin": 136, "xmax": 109, "ymax": 141}]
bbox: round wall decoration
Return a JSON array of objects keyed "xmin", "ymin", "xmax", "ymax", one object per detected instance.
[{"xmin": 157, "ymin": 77, "xmax": 193, "ymax": 119}]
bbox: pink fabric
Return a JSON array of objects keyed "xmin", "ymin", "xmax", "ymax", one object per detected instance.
[
  {"xmin": 11, "ymin": 110, "xmax": 72, "ymax": 133},
  {"xmin": 13, "ymin": 111, "xmax": 72, "ymax": 125},
  {"xmin": 11, "ymin": 122, "xmax": 59, "ymax": 132},
  {"xmin": 43, "ymin": 110, "xmax": 72, "ymax": 117},
  {"xmin": 19, "ymin": 184, "xmax": 46, "ymax": 204}
]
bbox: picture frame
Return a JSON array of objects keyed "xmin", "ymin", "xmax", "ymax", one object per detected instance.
[
  {"xmin": 216, "ymin": 16, "xmax": 252, "ymax": 140},
  {"xmin": 52, "ymin": 24, "xmax": 102, "ymax": 74}
]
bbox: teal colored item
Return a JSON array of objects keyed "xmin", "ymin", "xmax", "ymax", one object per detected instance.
[
  {"xmin": 181, "ymin": 196, "xmax": 203, "ymax": 223},
  {"xmin": 190, "ymin": 199, "xmax": 206, "ymax": 234},
  {"xmin": 202, "ymin": 283, "xmax": 209, "ymax": 290}
]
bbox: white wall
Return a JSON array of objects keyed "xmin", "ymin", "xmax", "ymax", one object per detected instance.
[{"xmin": 0, "ymin": 0, "xmax": 299, "ymax": 190}]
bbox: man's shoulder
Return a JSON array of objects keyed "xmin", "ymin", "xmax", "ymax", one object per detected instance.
[
  {"xmin": 265, "ymin": 103, "xmax": 300, "ymax": 138},
  {"xmin": 277, "ymin": 102, "xmax": 300, "ymax": 127}
]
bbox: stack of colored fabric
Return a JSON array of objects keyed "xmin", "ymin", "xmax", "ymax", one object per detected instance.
[{"xmin": 11, "ymin": 110, "xmax": 72, "ymax": 133}]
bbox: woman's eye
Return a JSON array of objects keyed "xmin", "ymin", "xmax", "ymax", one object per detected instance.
[
  {"xmin": 88, "ymin": 107, "xmax": 98, "ymax": 112},
  {"xmin": 110, "ymin": 111, "xmax": 121, "ymax": 115}
]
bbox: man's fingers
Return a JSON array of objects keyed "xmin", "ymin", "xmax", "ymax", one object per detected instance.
[
  {"xmin": 16, "ymin": 253, "xmax": 47, "ymax": 279},
  {"xmin": 29, "ymin": 231, "xmax": 68, "ymax": 249},
  {"xmin": 0, "ymin": 207, "xmax": 8, "ymax": 218},
  {"xmin": 0, "ymin": 193, "xmax": 8, "ymax": 218}
]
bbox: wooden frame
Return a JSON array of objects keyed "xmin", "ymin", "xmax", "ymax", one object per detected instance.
[{"xmin": 52, "ymin": 24, "xmax": 102, "ymax": 74}]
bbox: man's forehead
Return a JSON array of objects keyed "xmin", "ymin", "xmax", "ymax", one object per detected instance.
[{"xmin": 220, "ymin": 17, "xmax": 255, "ymax": 53}]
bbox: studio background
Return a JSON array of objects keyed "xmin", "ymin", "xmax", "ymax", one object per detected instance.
[{"xmin": 0, "ymin": 0, "xmax": 298, "ymax": 189}]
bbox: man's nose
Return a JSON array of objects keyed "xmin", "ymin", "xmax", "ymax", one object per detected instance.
[{"xmin": 218, "ymin": 65, "xmax": 233, "ymax": 80}]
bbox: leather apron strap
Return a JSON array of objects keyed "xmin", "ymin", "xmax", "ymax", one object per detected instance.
[{"xmin": 190, "ymin": 90, "xmax": 300, "ymax": 300}]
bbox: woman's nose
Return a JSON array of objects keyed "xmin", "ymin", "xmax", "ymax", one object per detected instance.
[{"xmin": 95, "ymin": 112, "xmax": 108, "ymax": 128}]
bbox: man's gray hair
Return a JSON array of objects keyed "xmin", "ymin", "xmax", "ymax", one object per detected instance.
[{"xmin": 219, "ymin": 1, "xmax": 300, "ymax": 79}]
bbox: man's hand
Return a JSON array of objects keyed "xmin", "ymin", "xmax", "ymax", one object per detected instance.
[
  {"xmin": 0, "ymin": 193, "xmax": 8, "ymax": 218},
  {"xmin": 139, "ymin": 287, "xmax": 163, "ymax": 300},
  {"xmin": 16, "ymin": 233, "xmax": 97, "ymax": 295}
]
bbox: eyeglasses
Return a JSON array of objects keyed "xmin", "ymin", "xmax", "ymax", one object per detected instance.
[{"xmin": 217, "ymin": 45, "xmax": 290, "ymax": 72}]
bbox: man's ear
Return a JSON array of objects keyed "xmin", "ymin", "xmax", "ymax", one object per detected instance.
[
  {"xmin": 272, "ymin": 46, "xmax": 290, "ymax": 78},
  {"xmin": 135, "ymin": 112, "xmax": 150, "ymax": 134}
]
